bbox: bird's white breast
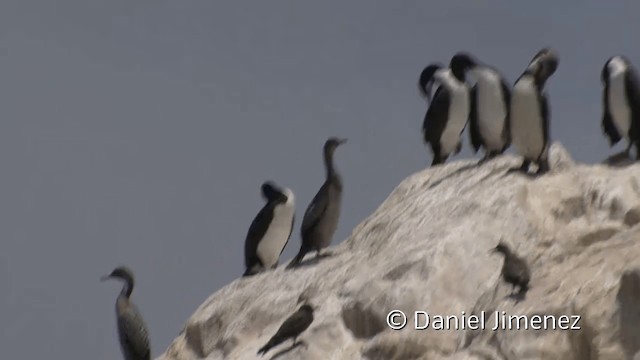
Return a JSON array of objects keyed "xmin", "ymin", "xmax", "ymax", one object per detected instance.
[
  {"xmin": 437, "ymin": 70, "xmax": 470, "ymax": 156},
  {"xmin": 608, "ymin": 65, "xmax": 631, "ymax": 140},
  {"xmin": 511, "ymin": 77, "xmax": 545, "ymax": 159},
  {"xmin": 256, "ymin": 190, "xmax": 295, "ymax": 268},
  {"xmin": 474, "ymin": 68, "xmax": 508, "ymax": 150}
]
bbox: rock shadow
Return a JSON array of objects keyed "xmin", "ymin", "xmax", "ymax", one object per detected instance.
[
  {"xmin": 504, "ymin": 291, "xmax": 527, "ymax": 303},
  {"xmin": 267, "ymin": 341, "xmax": 306, "ymax": 360},
  {"xmin": 503, "ymin": 166, "xmax": 547, "ymax": 179},
  {"xmin": 341, "ymin": 302, "xmax": 386, "ymax": 339},
  {"xmin": 617, "ymin": 269, "xmax": 640, "ymax": 357},
  {"xmin": 286, "ymin": 252, "xmax": 334, "ymax": 270},
  {"xmin": 602, "ymin": 150, "xmax": 635, "ymax": 168},
  {"xmin": 428, "ymin": 163, "xmax": 479, "ymax": 189}
]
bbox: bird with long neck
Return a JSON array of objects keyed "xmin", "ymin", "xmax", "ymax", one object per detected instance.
[
  {"xmin": 323, "ymin": 139, "xmax": 344, "ymax": 185},
  {"xmin": 288, "ymin": 137, "xmax": 347, "ymax": 268},
  {"xmin": 101, "ymin": 266, "xmax": 151, "ymax": 360}
]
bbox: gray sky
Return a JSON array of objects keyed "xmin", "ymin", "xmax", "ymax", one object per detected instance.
[{"xmin": 1, "ymin": 1, "xmax": 639, "ymax": 359}]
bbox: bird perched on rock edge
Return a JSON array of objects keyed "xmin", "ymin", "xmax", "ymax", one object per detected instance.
[
  {"xmin": 257, "ymin": 303, "xmax": 315, "ymax": 356},
  {"xmin": 288, "ymin": 137, "xmax": 346, "ymax": 268},
  {"xmin": 491, "ymin": 241, "xmax": 531, "ymax": 298}
]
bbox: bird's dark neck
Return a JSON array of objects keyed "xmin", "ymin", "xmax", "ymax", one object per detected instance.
[
  {"xmin": 323, "ymin": 150, "xmax": 341, "ymax": 183},
  {"xmin": 500, "ymin": 249, "xmax": 513, "ymax": 259},
  {"xmin": 451, "ymin": 68, "xmax": 466, "ymax": 83},
  {"xmin": 119, "ymin": 279, "xmax": 134, "ymax": 298},
  {"xmin": 521, "ymin": 68, "xmax": 547, "ymax": 89},
  {"xmin": 536, "ymin": 76, "xmax": 549, "ymax": 89}
]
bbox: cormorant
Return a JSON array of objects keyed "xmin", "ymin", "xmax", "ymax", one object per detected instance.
[
  {"xmin": 418, "ymin": 55, "xmax": 473, "ymax": 166},
  {"xmin": 449, "ymin": 52, "xmax": 512, "ymax": 161},
  {"xmin": 601, "ymin": 55, "xmax": 640, "ymax": 159},
  {"xmin": 491, "ymin": 242, "xmax": 530, "ymax": 298},
  {"xmin": 101, "ymin": 266, "xmax": 151, "ymax": 360},
  {"xmin": 257, "ymin": 304, "xmax": 315, "ymax": 356},
  {"xmin": 510, "ymin": 48, "xmax": 559, "ymax": 175},
  {"xmin": 243, "ymin": 181, "xmax": 295, "ymax": 276},
  {"xmin": 288, "ymin": 137, "xmax": 346, "ymax": 268}
]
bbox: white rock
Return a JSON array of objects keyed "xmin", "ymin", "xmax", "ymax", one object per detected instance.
[{"xmin": 158, "ymin": 143, "xmax": 640, "ymax": 360}]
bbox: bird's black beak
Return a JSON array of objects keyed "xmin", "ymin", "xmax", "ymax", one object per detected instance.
[
  {"xmin": 541, "ymin": 56, "xmax": 559, "ymax": 78},
  {"xmin": 100, "ymin": 275, "xmax": 111, "ymax": 282},
  {"xmin": 338, "ymin": 138, "xmax": 348, "ymax": 146}
]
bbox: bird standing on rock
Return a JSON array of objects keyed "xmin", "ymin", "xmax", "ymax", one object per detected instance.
[
  {"xmin": 449, "ymin": 52, "xmax": 512, "ymax": 162},
  {"xmin": 418, "ymin": 55, "xmax": 473, "ymax": 167},
  {"xmin": 288, "ymin": 137, "xmax": 346, "ymax": 268},
  {"xmin": 243, "ymin": 181, "xmax": 295, "ymax": 277},
  {"xmin": 510, "ymin": 48, "xmax": 559, "ymax": 175},
  {"xmin": 491, "ymin": 241, "xmax": 531, "ymax": 298},
  {"xmin": 101, "ymin": 266, "xmax": 151, "ymax": 360},
  {"xmin": 257, "ymin": 304, "xmax": 315, "ymax": 356},
  {"xmin": 601, "ymin": 55, "xmax": 640, "ymax": 160}
]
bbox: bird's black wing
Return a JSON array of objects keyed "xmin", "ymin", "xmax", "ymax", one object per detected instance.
[
  {"xmin": 423, "ymin": 86, "xmax": 451, "ymax": 145},
  {"xmin": 300, "ymin": 182, "xmax": 329, "ymax": 237},
  {"xmin": 504, "ymin": 256, "xmax": 530, "ymax": 285},
  {"xmin": 602, "ymin": 83, "xmax": 621, "ymax": 146},
  {"xmin": 244, "ymin": 203, "xmax": 276, "ymax": 269},
  {"xmin": 467, "ymin": 85, "xmax": 482, "ymax": 153},
  {"xmin": 540, "ymin": 92, "xmax": 550, "ymax": 144},
  {"xmin": 625, "ymin": 69, "xmax": 640, "ymax": 144},
  {"xmin": 500, "ymin": 79, "xmax": 512, "ymax": 148},
  {"xmin": 272, "ymin": 309, "xmax": 313, "ymax": 341},
  {"xmin": 280, "ymin": 213, "xmax": 295, "ymax": 257},
  {"xmin": 118, "ymin": 304, "xmax": 151, "ymax": 360}
]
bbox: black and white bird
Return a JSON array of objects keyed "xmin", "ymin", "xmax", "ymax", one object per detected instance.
[
  {"xmin": 101, "ymin": 266, "xmax": 151, "ymax": 360},
  {"xmin": 601, "ymin": 55, "xmax": 640, "ymax": 159},
  {"xmin": 243, "ymin": 181, "xmax": 295, "ymax": 277},
  {"xmin": 288, "ymin": 137, "xmax": 346, "ymax": 268},
  {"xmin": 418, "ymin": 56, "xmax": 473, "ymax": 166},
  {"xmin": 449, "ymin": 52, "xmax": 512, "ymax": 161},
  {"xmin": 491, "ymin": 242, "xmax": 530, "ymax": 298},
  {"xmin": 510, "ymin": 48, "xmax": 559, "ymax": 175},
  {"xmin": 257, "ymin": 304, "xmax": 315, "ymax": 356}
]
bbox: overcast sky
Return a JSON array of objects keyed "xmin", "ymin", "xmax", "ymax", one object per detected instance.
[{"xmin": 1, "ymin": 1, "xmax": 639, "ymax": 359}]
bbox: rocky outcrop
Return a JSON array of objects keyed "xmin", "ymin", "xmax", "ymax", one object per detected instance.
[{"xmin": 158, "ymin": 144, "xmax": 640, "ymax": 360}]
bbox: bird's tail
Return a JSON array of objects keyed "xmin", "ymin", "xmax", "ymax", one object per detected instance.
[
  {"xmin": 257, "ymin": 339, "xmax": 275, "ymax": 356},
  {"xmin": 242, "ymin": 268, "xmax": 256, "ymax": 277},
  {"xmin": 242, "ymin": 263, "xmax": 262, "ymax": 277},
  {"xmin": 518, "ymin": 284, "xmax": 529, "ymax": 297},
  {"xmin": 287, "ymin": 246, "xmax": 309, "ymax": 269}
]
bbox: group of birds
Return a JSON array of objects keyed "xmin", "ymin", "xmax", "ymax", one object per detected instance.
[
  {"xmin": 101, "ymin": 136, "xmax": 348, "ymax": 359},
  {"xmin": 244, "ymin": 137, "xmax": 348, "ymax": 277},
  {"xmin": 419, "ymin": 48, "xmax": 640, "ymax": 173},
  {"xmin": 100, "ymin": 48, "xmax": 640, "ymax": 359}
]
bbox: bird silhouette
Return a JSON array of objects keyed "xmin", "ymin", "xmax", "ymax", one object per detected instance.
[
  {"xmin": 491, "ymin": 241, "xmax": 531, "ymax": 298},
  {"xmin": 257, "ymin": 304, "xmax": 314, "ymax": 356},
  {"xmin": 101, "ymin": 266, "xmax": 151, "ymax": 360}
]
